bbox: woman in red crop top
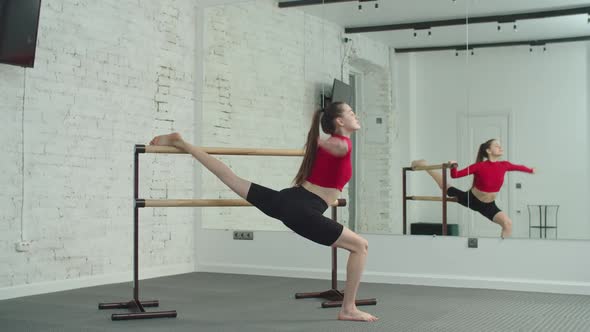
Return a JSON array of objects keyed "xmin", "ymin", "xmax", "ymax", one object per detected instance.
[
  {"xmin": 149, "ymin": 102, "xmax": 377, "ymax": 322},
  {"xmin": 413, "ymin": 139, "xmax": 535, "ymax": 238}
]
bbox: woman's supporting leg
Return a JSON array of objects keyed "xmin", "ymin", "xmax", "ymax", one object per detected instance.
[
  {"xmin": 492, "ymin": 212, "xmax": 513, "ymax": 238},
  {"xmin": 150, "ymin": 133, "xmax": 251, "ymax": 199},
  {"xmin": 331, "ymin": 228, "xmax": 378, "ymax": 322}
]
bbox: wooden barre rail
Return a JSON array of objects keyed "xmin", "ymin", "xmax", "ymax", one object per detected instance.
[
  {"xmin": 99, "ymin": 144, "xmax": 326, "ymax": 321},
  {"xmin": 138, "ymin": 145, "xmax": 304, "ymax": 156},
  {"xmin": 137, "ymin": 198, "xmax": 347, "ymax": 208},
  {"xmin": 407, "ymin": 162, "xmax": 458, "ymax": 171},
  {"xmin": 406, "ymin": 196, "xmax": 458, "ymax": 202}
]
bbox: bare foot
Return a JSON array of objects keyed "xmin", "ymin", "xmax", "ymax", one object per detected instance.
[
  {"xmin": 411, "ymin": 159, "xmax": 427, "ymax": 168},
  {"xmin": 338, "ymin": 308, "xmax": 379, "ymax": 322},
  {"xmin": 149, "ymin": 132, "xmax": 183, "ymax": 147}
]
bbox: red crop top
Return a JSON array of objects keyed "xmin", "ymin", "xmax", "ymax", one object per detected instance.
[
  {"xmin": 451, "ymin": 160, "xmax": 533, "ymax": 192},
  {"xmin": 306, "ymin": 135, "xmax": 352, "ymax": 191}
]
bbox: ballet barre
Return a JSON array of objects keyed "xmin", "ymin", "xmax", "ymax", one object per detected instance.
[
  {"xmin": 99, "ymin": 144, "xmax": 373, "ymax": 321},
  {"xmin": 143, "ymin": 145, "xmax": 304, "ymax": 156}
]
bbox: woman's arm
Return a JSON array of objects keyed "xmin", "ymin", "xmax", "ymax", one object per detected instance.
[
  {"xmin": 450, "ymin": 162, "xmax": 479, "ymax": 178},
  {"xmin": 506, "ymin": 161, "xmax": 535, "ymax": 174},
  {"xmin": 318, "ymin": 136, "xmax": 348, "ymax": 157}
]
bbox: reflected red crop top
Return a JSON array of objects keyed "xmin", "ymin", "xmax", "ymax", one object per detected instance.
[
  {"xmin": 451, "ymin": 160, "xmax": 533, "ymax": 192},
  {"xmin": 306, "ymin": 135, "xmax": 352, "ymax": 191}
]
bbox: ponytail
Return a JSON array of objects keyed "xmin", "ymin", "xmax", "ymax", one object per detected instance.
[
  {"xmin": 293, "ymin": 109, "xmax": 322, "ymax": 186},
  {"xmin": 293, "ymin": 102, "xmax": 347, "ymax": 186},
  {"xmin": 475, "ymin": 139, "xmax": 495, "ymax": 163}
]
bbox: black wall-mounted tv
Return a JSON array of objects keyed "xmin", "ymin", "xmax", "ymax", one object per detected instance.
[
  {"xmin": 331, "ymin": 78, "xmax": 353, "ymax": 106},
  {"xmin": 0, "ymin": 0, "xmax": 42, "ymax": 68}
]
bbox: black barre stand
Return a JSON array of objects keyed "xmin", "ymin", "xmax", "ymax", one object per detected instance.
[
  {"xmin": 98, "ymin": 145, "xmax": 177, "ymax": 320},
  {"xmin": 295, "ymin": 201, "xmax": 377, "ymax": 308}
]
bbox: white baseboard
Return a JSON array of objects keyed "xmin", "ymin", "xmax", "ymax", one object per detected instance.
[
  {"xmin": 197, "ymin": 262, "xmax": 590, "ymax": 295},
  {"xmin": 0, "ymin": 264, "xmax": 194, "ymax": 301},
  {"xmin": 4, "ymin": 262, "xmax": 589, "ymax": 301},
  {"xmin": 363, "ymin": 272, "xmax": 590, "ymax": 295}
]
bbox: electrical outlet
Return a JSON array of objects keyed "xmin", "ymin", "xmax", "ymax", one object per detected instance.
[
  {"xmin": 233, "ymin": 231, "xmax": 253, "ymax": 240},
  {"xmin": 467, "ymin": 238, "xmax": 478, "ymax": 248},
  {"xmin": 15, "ymin": 241, "xmax": 31, "ymax": 252}
]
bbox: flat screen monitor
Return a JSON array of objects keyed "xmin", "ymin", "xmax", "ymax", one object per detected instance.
[
  {"xmin": 0, "ymin": 0, "xmax": 42, "ymax": 67},
  {"xmin": 331, "ymin": 78, "xmax": 353, "ymax": 106}
]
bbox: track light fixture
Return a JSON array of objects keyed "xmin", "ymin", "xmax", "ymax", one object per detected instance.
[
  {"xmin": 529, "ymin": 44, "xmax": 547, "ymax": 53},
  {"xmin": 412, "ymin": 27, "xmax": 432, "ymax": 38},
  {"xmin": 358, "ymin": 0, "xmax": 378, "ymax": 10},
  {"xmin": 498, "ymin": 21, "xmax": 518, "ymax": 32}
]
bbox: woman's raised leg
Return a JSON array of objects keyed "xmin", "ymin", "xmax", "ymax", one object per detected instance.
[
  {"xmin": 411, "ymin": 159, "xmax": 449, "ymax": 191},
  {"xmin": 150, "ymin": 133, "xmax": 251, "ymax": 199}
]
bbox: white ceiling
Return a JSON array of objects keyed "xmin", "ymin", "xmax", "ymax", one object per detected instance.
[{"xmin": 277, "ymin": 0, "xmax": 590, "ymax": 48}]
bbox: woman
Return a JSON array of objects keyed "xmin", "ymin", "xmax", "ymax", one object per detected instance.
[
  {"xmin": 150, "ymin": 102, "xmax": 377, "ymax": 322},
  {"xmin": 413, "ymin": 139, "xmax": 535, "ymax": 238}
]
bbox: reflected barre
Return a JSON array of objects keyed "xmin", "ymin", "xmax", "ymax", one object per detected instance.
[
  {"xmin": 406, "ymin": 196, "xmax": 458, "ymax": 202},
  {"xmin": 402, "ymin": 162, "xmax": 458, "ymax": 236},
  {"xmin": 137, "ymin": 198, "xmax": 346, "ymax": 208},
  {"xmin": 141, "ymin": 145, "xmax": 304, "ymax": 156},
  {"xmin": 410, "ymin": 162, "xmax": 458, "ymax": 171}
]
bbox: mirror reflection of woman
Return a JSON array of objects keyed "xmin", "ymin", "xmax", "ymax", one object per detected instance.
[{"xmin": 413, "ymin": 139, "xmax": 535, "ymax": 238}]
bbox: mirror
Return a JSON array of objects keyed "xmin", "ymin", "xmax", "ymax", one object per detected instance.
[
  {"xmin": 463, "ymin": 1, "xmax": 590, "ymax": 239},
  {"xmin": 200, "ymin": 0, "xmax": 590, "ymax": 241},
  {"xmin": 339, "ymin": 0, "xmax": 590, "ymax": 240}
]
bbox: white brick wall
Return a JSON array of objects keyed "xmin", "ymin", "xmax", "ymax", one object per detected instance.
[
  {"xmin": 0, "ymin": 0, "xmax": 196, "ymax": 288},
  {"xmin": 200, "ymin": 0, "xmax": 393, "ymax": 233}
]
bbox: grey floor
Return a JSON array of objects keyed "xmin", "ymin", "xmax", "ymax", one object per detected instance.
[{"xmin": 1, "ymin": 272, "xmax": 590, "ymax": 332}]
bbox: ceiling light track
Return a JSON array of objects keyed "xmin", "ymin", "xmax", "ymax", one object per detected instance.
[
  {"xmin": 344, "ymin": 5, "xmax": 590, "ymax": 34},
  {"xmin": 394, "ymin": 35, "xmax": 590, "ymax": 53}
]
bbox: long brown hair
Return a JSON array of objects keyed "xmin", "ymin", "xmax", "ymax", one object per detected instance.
[
  {"xmin": 293, "ymin": 102, "xmax": 347, "ymax": 186},
  {"xmin": 475, "ymin": 139, "xmax": 496, "ymax": 163},
  {"xmin": 472, "ymin": 138, "xmax": 496, "ymax": 187}
]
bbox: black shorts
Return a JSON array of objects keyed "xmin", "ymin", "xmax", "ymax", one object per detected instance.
[
  {"xmin": 447, "ymin": 187, "xmax": 501, "ymax": 221},
  {"xmin": 246, "ymin": 183, "xmax": 344, "ymax": 246}
]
